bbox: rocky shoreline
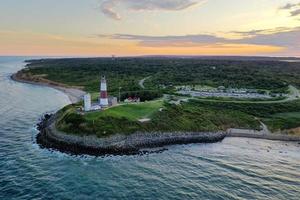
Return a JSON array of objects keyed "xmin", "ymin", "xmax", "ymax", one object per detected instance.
[
  {"xmin": 36, "ymin": 114, "xmax": 227, "ymax": 156},
  {"xmin": 12, "ymin": 69, "xmax": 300, "ymax": 156},
  {"xmin": 36, "ymin": 113, "xmax": 300, "ymax": 156}
]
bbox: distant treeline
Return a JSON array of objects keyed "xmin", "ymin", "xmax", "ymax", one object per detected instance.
[
  {"xmin": 120, "ymin": 90, "xmax": 163, "ymax": 102},
  {"xmin": 25, "ymin": 57, "xmax": 300, "ymax": 93}
]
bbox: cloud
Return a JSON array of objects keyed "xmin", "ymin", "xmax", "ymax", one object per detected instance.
[
  {"xmin": 230, "ymin": 27, "xmax": 290, "ymax": 37},
  {"xmin": 280, "ymin": 2, "xmax": 300, "ymax": 10},
  {"xmin": 107, "ymin": 34, "xmax": 226, "ymax": 47},
  {"xmin": 99, "ymin": 27, "xmax": 300, "ymax": 55},
  {"xmin": 101, "ymin": 0, "xmax": 121, "ymax": 20},
  {"xmin": 100, "ymin": 0, "xmax": 204, "ymax": 20},
  {"xmin": 236, "ymin": 28, "xmax": 300, "ymax": 48},
  {"xmin": 126, "ymin": 0, "xmax": 199, "ymax": 11},
  {"xmin": 291, "ymin": 8, "xmax": 300, "ymax": 16},
  {"xmin": 279, "ymin": 2, "xmax": 300, "ymax": 16},
  {"xmin": 231, "ymin": 29, "xmax": 266, "ymax": 37}
]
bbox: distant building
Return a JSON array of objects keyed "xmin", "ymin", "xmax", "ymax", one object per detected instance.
[
  {"xmin": 84, "ymin": 94, "xmax": 91, "ymax": 111},
  {"xmin": 91, "ymin": 104, "xmax": 101, "ymax": 111},
  {"xmin": 124, "ymin": 97, "xmax": 140, "ymax": 103},
  {"xmin": 108, "ymin": 96, "xmax": 118, "ymax": 106}
]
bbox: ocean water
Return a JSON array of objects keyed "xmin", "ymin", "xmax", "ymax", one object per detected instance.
[{"xmin": 0, "ymin": 57, "xmax": 299, "ymax": 200}]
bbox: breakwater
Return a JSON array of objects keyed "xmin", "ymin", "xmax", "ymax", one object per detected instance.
[{"xmin": 37, "ymin": 114, "xmax": 226, "ymax": 156}]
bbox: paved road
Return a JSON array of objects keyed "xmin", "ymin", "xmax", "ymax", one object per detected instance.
[
  {"xmin": 139, "ymin": 76, "xmax": 151, "ymax": 89},
  {"xmin": 286, "ymin": 85, "xmax": 300, "ymax": 101}
]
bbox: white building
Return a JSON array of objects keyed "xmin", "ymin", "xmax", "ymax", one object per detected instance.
[
  {"xmin": 84, "ymin": 93, "xmax": 91, "ymax": 111},
  {"xmin": 108, "ymin": 96, "xmax": 118, "ymax": 106}
]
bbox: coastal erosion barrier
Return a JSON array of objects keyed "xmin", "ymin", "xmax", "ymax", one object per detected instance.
[
  {"xmin": 37, "ymin": 115, "xmax": 226, "ymax": 156},
  {"xmin": 37, "ymin": 115, "xmax": 300, "ymax": 156},
  {"xmin": 227, "ymin": 129, "xmax": 300, "ymax": 142}
]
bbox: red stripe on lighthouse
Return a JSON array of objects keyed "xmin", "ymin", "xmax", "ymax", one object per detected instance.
[{"xmin": 101, "ymin": 91, "xmax": 108, "ymax": 98}]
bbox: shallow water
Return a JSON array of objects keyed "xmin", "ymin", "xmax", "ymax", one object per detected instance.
[{"xmin": 0, "ymin": 57, "xmax": 300, "ymax": 200}]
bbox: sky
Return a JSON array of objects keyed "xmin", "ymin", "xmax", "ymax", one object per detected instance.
[{"xmin": 0, "ymin": 0, "xmax": 300, "ymax": 57}]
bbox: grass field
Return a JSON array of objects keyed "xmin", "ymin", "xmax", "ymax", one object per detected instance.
[
  {"xmin": 84, "ymin": 100, "xmax": 164, "ymax": 121},
  {"xmin": 57, "ymin": 100, "xmax": 263, "ymax": 137},
  {"xmin": 56, "ymin": 98, "xmax": 300, "ymax": 137}
]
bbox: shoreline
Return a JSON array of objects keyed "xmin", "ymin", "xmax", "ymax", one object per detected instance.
[
  {"xmin": 37, "ymin": 113, "xmax": 300, "ymax": 157},
  {"xmin": 227, "ymin": 132, "xmax": 300, "ymax": 142},
  {"xmin": 11, "ymin": 68, "xmax": 300, "ymax": 156},
  {"xmin": 37, "ymin": 114, "xmax": 227, "ymax": 156},
  {"xmin": 11, "ymin": 71, "xmax": 86, "ymax": 104}
]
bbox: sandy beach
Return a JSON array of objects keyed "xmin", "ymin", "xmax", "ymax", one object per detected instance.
[{"xmin": 11, "ymin": 71, "xmax": 86, "ymax": 104}]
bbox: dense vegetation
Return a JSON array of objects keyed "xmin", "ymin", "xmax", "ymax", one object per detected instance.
[
  {"xmin": 24, "ymin": 57, "xmax": 300, "ymax": 94},
  {"xmin": 120, "ymin": 90, "xmax": 163, "ymax": 101},
  {"xmin": 56, "ymin": 101, "xmax": 260, "ymax": 137},
  {"xmin": 263, "ymin": 112, "xmax": 300, "ymax": 132},
  {"xmin": 23, "ymin": 57, "xmax": 300, "ymax": 135},
  {"xmin": 56, "ymin": 99, "xmax": 300, "ymax": 137},
  {"xmin": 189, "ymin": 99, "xmax": 300, "ymax": 132},
  {"xmin": 189, "ymin": 99, "xmax": 300, "ymax": 117}
]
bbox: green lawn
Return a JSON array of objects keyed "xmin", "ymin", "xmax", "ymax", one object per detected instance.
[{"xmin": 84, "ymin": 100, "xmax": 164, "ymax": 121}]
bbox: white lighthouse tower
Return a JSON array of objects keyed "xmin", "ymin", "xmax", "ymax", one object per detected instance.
[{"xmin": 100, "ymin": 76, "xmax": 109, "ymax": 107}]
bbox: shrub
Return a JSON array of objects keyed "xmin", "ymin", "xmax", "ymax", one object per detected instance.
[{"xmin": 64, "ymin": 113, "xmax": 85, "ymax": 127}]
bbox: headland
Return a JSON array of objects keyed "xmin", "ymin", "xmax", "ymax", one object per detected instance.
[
  {"xmin": 37, "ymin": 114, "xmax": 226, "ymax": 156},
  {"xmin": 11, "ymin": 57, "xmax": 300, "ymax": 155}
]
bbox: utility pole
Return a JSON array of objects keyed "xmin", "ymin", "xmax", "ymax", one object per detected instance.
[{"xmin": 119, "ymin": 87, "xmax": 122, "ymax": 103}]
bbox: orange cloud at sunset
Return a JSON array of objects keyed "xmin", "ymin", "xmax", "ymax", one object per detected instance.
[
  {"xmin": 1, "ymin": 0, "xmax": 300, "ymax": 57},
  {"xmin": 129, "ymin": 44, "xmax": 283, "ymax": 56},
  {"xmin": 0, "ymin": 31, "xmax": 285, "ymax": 57}
]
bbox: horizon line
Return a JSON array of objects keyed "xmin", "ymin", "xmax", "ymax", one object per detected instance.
[{"xmin": 1, "ymin": 55, "xmax": 300, "ymax": 59}]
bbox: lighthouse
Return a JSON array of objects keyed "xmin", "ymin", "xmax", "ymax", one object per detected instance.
[{"xmin": 100, "ymin": 76, "xmax": 109, "ymax": 107}]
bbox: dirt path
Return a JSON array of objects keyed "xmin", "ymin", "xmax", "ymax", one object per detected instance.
[{"xmin": 260, "ymin": 121, "xmax": 271, "ymax": 134}]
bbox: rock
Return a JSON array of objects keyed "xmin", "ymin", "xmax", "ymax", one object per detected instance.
[{"xmin": 36, "ymin": 114, "xmax": 226, "ymax": 156}]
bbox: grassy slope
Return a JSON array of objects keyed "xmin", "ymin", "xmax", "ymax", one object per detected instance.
[
  {"xmin": 56, "ymin": 100, "xmax": 261, "ymax": 137},
  {"xmin": 189, "ymin": 99, "xmax": 300, "ymax": 132},
  {"xmin": 84, "ymin": 101, "xmax": 163, "ymax": 121},
  {"xmin": 56, "ymin": 99, "xmax": 300, "ymax": 137},
  {"xmin": 263, "ymin": 112, "xmax": 300, "ymax": 132},
  {"xmin": 148, "ymin": 102, "xmax": 260, "ymax": 132}
]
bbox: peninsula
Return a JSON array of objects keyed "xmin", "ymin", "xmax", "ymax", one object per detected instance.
[{"xmin": 13, "ymin": 57, "xmax": 300, "ymax": 155}]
